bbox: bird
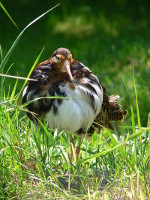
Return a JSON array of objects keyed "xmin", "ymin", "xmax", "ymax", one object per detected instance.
[{"xmin": 22, "ymin": 47, "xmax": 127, "ymax": 165}]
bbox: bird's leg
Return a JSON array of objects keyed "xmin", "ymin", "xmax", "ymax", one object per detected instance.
[
  {"xmin": 67, "ymin": 135, "xmax": 81, "ymax": 175},
  {"xmin": 67, "ymin": 135, "xmax": 75, "ymax": 175},
  {"xmin": 69, "ymin": 134, "xmax": 75, "ymax": 165},
  {"xmin": 76, "ymin": 137, "xmax": 82, "ymax": 161}
]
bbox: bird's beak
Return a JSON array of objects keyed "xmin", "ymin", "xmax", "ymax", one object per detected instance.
[{"xmin": 65, "ymin": 61, "xmax": 73, "ymax": 81}]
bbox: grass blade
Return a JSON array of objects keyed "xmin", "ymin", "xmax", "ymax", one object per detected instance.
[
  {"xmin": 0, "ymin": 3, "xmax": 60, "ymax": 70},
  {"xmin": 10, "ymin": 80, "xmax": 18, "ymax": 101},
  {"xmin": 80, "ymin": 142, "xmax": 125, "ymax": 164},
  {"xmin": 17, "ymin": 47, "xmax": 45, "ymax": 100},
  {"xmin": 0, "ymin": 44, "xmax": 3, "ymax": 62},
  {"xmin": 122, "ymin": 76, "xmax": 135, "ymax": 132},
  {"xmin": 0, "ymin": 1, "xmax": 18, "ymax": 29},
  {"xmin": 0, "ymin": 73, "xmax": 37, "ymax": 82},
  {"xmin": 133, "ymin": 66, "xmax": 141, "ymax": 131},
  {"xmin": 80, "ymin": 126, "xmax": 150, "ymax": 165}
]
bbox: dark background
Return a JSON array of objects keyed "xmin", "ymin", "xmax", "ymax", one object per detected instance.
[{"xmin": 0, "ymin": 0, "xmax": 150, "ymax": 126}]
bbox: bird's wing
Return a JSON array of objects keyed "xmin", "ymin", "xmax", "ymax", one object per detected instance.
[
  {"xmin": 22, "ymin": 60, "xmax": 57, "ymax": 122},
  {"xmin": 71, "ymin": 60, "xmax": 100, "ymax": 85}
]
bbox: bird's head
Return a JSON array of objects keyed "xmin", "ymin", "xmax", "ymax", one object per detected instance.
[{"xmin": 50, "ymin": 48, "xmax": 73, "ymax": 81}]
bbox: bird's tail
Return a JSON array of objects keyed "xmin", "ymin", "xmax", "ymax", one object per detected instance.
[
  {"xmin": 107, "ymin": 95, "xmax": 128, "ymax": 121},
  {"xmin": 92, "ymin": 86, "xmax": 127, "ymax": 132}
]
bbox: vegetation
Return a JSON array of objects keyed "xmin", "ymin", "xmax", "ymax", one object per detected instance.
[{"xmin": 0, "ymin": 0, "xmax": 150, "ymax": 199}]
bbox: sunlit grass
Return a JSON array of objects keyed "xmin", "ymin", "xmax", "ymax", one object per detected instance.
[
  {"xmin": 0, "ymin": 78, "xmax": 150, "ymax": 199},
  {"xmin": 0, "ymin": 1, "xmax": 18, "ymax": 29}
]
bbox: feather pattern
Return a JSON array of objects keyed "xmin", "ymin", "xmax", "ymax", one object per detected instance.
[{"xmin": 22, "ymin": 47, "xmax": 127, "ymax": 136}]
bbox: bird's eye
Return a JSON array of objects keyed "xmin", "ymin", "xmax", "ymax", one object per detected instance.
[{"xmin": 56, "ymin": 55, "xmax": 60, "ymax": 62}]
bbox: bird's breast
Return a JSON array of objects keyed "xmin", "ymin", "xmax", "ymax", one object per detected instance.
[
  {"xmin": 23, "ymin": 74, "xmax": 103, "ymax": 133},
  {"xmin": 46, "ymin": 79, "xmax": 103, "ymax": 133}
]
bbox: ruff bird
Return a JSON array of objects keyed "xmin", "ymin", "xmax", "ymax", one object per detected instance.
[{"xmin": 22, "ymin": 47, "xmax": 127, "ymax": 164}]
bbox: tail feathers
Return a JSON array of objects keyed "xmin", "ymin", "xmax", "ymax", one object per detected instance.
[
  {"xmin": 92, "ymin": 91, "xmax": 128, "ymax": 132},
  {"xmin": 108, "ymin": 95, "xmax": 128, "ymax": 121}
]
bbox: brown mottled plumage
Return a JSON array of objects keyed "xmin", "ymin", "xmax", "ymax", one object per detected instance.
[
  {"xmin": 22, "ymin": 47, "xmax": 127, "ymax": 164},
  {"xmin": 93, "ymin": 92, "xmax": 127, "ymax": 133}
]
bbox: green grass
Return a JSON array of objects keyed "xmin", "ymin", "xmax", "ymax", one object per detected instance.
[
  {"xmin": 0, "ymin": 78, "xmax": 150, "ymax": 199},
  {"xmin": 0, "ymin": 1, "xmax": 150, "ymax": 199}
]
